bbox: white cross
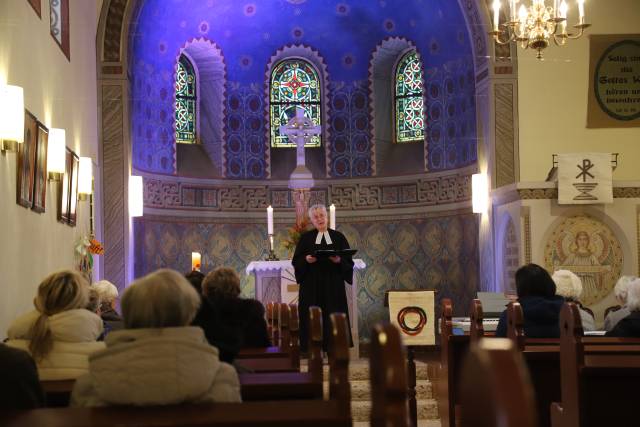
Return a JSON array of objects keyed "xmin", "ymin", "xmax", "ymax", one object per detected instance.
[{"xmin": 279, "ymin": 106, "xmax": 321, "ymax": 189}]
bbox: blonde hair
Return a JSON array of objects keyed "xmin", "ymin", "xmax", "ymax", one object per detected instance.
[
  {"xmin": 552, "ymin": 269, "xmax": 583, "ymax": 301},
  {"xmin": 29, "ymin": 270, "xmax": 89, "ymax": 360},
  {"xmin": 202, "ymin": 267, "xmax": 241, "ymax": 298},
  {"xmin": 122, "ymin": 269, "xmax": 201, "ymax": 329}
]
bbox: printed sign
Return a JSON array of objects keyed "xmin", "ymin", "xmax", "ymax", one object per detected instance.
[
  {"xmin": 587, "ymin": 35, "xmax": 640, "ymax": 128},
  {"xmin": 558, "ymin": 153, "xmax": 613, "ymax": 204},
  {"xmin": 388, "ymin": 290, "xmax": 435, "ymax": 346}
]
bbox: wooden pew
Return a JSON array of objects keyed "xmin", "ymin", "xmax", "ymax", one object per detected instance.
[
  {"xmin": 5, "ymin": 313, "xmax": 352, "ymax": 427},
  {"xmin": 437, "ymin": 298, "xmax": 469, "ymax": 427},
  {"xmin": 469, "ymin": 299, "xmax": 485, "ymax": 343},
  {"xmin": 369, "ymin": 322, "xmax": 409, "ymax": 427},
  {"xmin": 460, "ymin": 338, "xmax": 537, "ymax": 427},
  {"xmin": 551, "ymin": 303, "xmax": 640, "ymax": 427},
  {"xmin": 265, "ymin": 301, "xmax": 275, "ymax": 338}
]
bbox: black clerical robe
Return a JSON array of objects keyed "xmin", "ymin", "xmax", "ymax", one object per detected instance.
[{"xmin": 293, "ymin": 228, "xmax": 354, "ymax": 352}]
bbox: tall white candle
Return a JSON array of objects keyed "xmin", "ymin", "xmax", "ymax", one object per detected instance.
[
  {"xmin": 559, "ymin": 1, "xmax": 568, "ymax": 33},
  {"xmin": 267, "ymin": 205, "xmax": 274, "ymax": 235},
  {"xmin": 493, "ymin": 0, "xmax": 501, "ymax": 31},
  {"xmin": 329, "ymin": 204, "xmax": 336, "ymax": 229}
]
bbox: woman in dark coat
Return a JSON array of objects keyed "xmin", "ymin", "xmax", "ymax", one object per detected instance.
[
  {"xmin": 606, "ymin": 278, "xmax": 640, "ymax": 337},
  {"xmin": 193, "ymin": 267, "xmax": 271, "ymax": 363},
  {"xmin": 495, "ymin": 263, "xmax": 565, "ymax": 338},
  {"xmin": 293, "ymin": 204, "xmax": 354, "ymax": 352}
]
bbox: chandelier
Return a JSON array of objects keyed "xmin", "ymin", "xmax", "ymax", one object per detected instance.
[{"xmin": 490, "ymin": 0, "xmax": 591, "ymax": 59}]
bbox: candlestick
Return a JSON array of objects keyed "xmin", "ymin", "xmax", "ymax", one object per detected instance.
[
  {"xmin": 329, "ymin": 204, "xmax": 336, "ymax": 230},
  {"xmin": 191, "ymin": 252, "xmax": 201, "ymax": 272},
  {"xmin": 265, "ymin": 234, "xmax": 279, "ymax": 261},
  {"xmin": 577, "ymin": 0, "xmax": 584, "ymax": 24},
  {"xmin": 267, "ymin": 205, "xmax": 274, "ymax": 235}
]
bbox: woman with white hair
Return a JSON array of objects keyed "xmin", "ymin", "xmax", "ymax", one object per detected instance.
[
  {"xmin": 71, "ymin": 269, "xmax": 241, "ymax": 407},
  {"xmin": 552, "ymin": 269, "xmax": 596, "ymax": 331},
  {"xmin": 5, "ymin": 270, "xmax": 105, "ymax": 380},
  {"xmin": 606, "ymin": 278, "xmax": 640, "ymax": 337},
  {"xmin": 604, "ymin": 276, "xmax": 636, "ymax": 331},
  {"xmin": 91, "ymin": 280, "xmax": 121, "ymax": 322}
]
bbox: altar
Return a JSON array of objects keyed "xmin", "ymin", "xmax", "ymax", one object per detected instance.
[{"xmin": 246, "ymin": 259, "xmax": 366, "ymax": 358}]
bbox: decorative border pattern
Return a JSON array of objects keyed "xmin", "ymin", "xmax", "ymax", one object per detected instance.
[
  {"xmin": 142, "ymin": 167, "xmax": 473, "ymax": 211},
  {"xmin": 514, "ymin": 187, "xmax": 640, "ymax": 200},
  {"xmin": 523, "ymin": 209, "xmax": 532, "ymax": 264}
]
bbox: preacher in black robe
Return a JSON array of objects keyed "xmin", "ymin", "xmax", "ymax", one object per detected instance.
[{"xmin": 293, "ymin": 205, "xmax": 354, "ymax": 352}]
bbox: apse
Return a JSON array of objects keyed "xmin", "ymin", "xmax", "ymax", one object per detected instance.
[{"xmin": 129, "ymin": 0, "xmax": 477, "ymax": 177}]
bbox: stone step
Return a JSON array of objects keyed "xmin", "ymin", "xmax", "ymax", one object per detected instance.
[
  {"xmin": 302, "ymin": 359, "xmax": 432, "ymax": 381},
  {"xmin": 351, "ymin": 398, "xmax": 439, "ymax": 422},
  {"xmin": 353, "ymin": 420, "xmax": 442, "ymax": 427},
  {"xmin": 346, "ymin": 379, "xmax": 433, "ymax": 401}
]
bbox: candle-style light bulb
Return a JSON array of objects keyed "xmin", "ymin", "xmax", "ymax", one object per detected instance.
[
  {"xmin": 559, "ymin": 0, "xmax": 568, "ymax": 33},
  {"xmin": 493, "ymin": 0, "xmax": 501, "ymax": 31},
  {"xmin": 518, "ymin": 4, "xmax": 527, "ymax": 35},
  {"xmin": 577, "ymin": 0, "xmax": 584, "ymax": 24}
]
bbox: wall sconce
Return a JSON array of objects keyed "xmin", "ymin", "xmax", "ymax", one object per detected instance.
[
  {"xmin": 0, "ymin": 85, "xmax": 25, "ymax": 153},
  {"xmin": 472, "ymin": 173, "xmax": 489, "ymax": 214},
  {"xmin": 78, "ymin": 157, "xmax": 93, "ymax": 201},
  {"xmin": 129, "ymin": 175, "xmax": 143, "ymax": 217},
  {"xmin": 47, "ymin": 128, "xmax": 66, "ymax": 180}
]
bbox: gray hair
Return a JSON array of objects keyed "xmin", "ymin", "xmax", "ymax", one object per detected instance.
[
  {"xmin": 92, "ymin": 280, "xmax": 119, "ymax": 303},
  {"xmin": 86, "ymin": 288, "xmax": 102, "ymax": 313},
  {"xmin": 552, "ymin": 270, "xmax": 583, "ymax": 301},
  {"xmin": 614, "ymin": 276, "xmax": 636, "ymax": 303},
  {"xmin": 625, "ymin": 278, "xmax": 640, "ymax": 311},
  {"xmin": 308, "ymin": 204, "xmax": 327, "ymax": 218},
  {"xmin": 122, "ymin": 269, "xmax": 201, "ymax": 329}
]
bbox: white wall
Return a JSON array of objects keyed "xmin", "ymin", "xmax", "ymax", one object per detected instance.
[
  {"xmin": 0, "ymin": 0, "xmax": 100, "ymax": 340},
  {"xmin": 517, "ymin": 0, "xmax": 640, "ymax": 181}
]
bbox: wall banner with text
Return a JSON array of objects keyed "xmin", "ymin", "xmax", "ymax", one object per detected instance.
[{"xmin": 587, "ymin": 34, "xmax": 640, "ymax": 128}]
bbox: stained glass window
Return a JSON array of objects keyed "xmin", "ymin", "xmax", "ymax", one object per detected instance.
[
  {"xmin": 394, "ymin": 50, "xmax": 425, "ymax": 143},
  {"xmin": 175, "ymin": 55, "xmax": 197, "ymax": 144},
  {"xmin": 270, "ymin": 59, "xmax": 321, "ymax": 148}
]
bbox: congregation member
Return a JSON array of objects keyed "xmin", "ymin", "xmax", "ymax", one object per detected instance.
[
  {"xmin": 604, "ymin": 275, "xmax": 636, "ymax": 332},
  {"xmin": 5, "ymin": 270, "xmax": 105, "ymax": 380},
  {"xmin": 71, "ymin": 269, "xmax": 241, "ymax": 406},
  {"xmin": 496, "ymin": 264, "xmax": 564, "ymax": 338},
  {"xmin": 185, "ymin": 270, "xmax": 206, "ymax": 295},
  {"xmin": 0, "ymin": 344, "xmax": 44, "ymax": 409},
  {"xmin": 193, "ymin": 267, "xmax": 271, "ymax": 364},
  {"xmin": 552, "ymin": 269, "xmax": 595, "ymax": 331},
  {"xmin": 606, "ymin": 278, "xmax": 640, "ymax": 338},
  {"xmin": 91, "ymin": 280, "xmax": 121, "ymax": 322}
]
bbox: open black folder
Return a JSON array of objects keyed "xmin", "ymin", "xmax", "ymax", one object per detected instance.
[{"xmin": 313, "ymin": 248, "xmax": 358, "ymax": 257}]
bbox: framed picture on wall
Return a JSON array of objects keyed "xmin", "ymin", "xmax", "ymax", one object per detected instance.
[
  {"xmin": 58, "ymin": 147, "xmax": 78, "ymax": 226},
  {"xmin": 68, "ymin": 152, "xmax": 79, "ymax": 226},
  {"xmin": 32, "ymin": 122, "xmax": 49, "ymax": 213},
  {"xmin": 17, "ymin": 110, "xmax": 38, "ymax": 209},
  {"xmin": 27, "ymin": 0, "xmax": 42, "ymax": 18}
]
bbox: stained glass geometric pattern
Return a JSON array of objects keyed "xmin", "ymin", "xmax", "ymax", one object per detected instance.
[
  {"xmin": 270, "ymin": 59, "xmax": 321, "ymax": 148},
  {"xmin": 395, "ymin": 50, "xmax": 426, "ymax": 143},
  {"xmin": 175, "ymin": 55, "xmax": 196, "ymax": 144}
]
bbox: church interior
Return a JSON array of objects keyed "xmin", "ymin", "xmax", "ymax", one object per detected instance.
[{"xmin": 1, "ymin": 0, "xmax": 640, "ymax": 425}]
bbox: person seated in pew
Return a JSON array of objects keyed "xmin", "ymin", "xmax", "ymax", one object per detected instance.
[
  {"xmin": 71, "ymin": 269, "xmax": 241, "ymax": 407},
  {"xmin": 91, "ymin": 280, "xmax": 121, "ymax": 322},
  {"xmin": 5, "ymin": 270, "xmax": 106, "ymax": 381},
  {"xmin": 606, "ymin": 278, "xmax": 640, "ymax": 337},
  {"xmin": 496, "ymin": 263, "xmax": 565, "ymax": 338},
  {"xmin": 185, "ymin": 270, "xmax": 206, "ymax": 295},
  {"xmin": 604, "ymin": 275, "xmax": 636, "ymax": 332},
  {"xmin": 552, "ymin": 269, "xmax": 596, "ymax": 331},
  {"xmin": 192, "ymin": 267, "xmax": 271, "ymax": 364},
  {"xmin": 0, "ymin": 343, "xmax": 45, "ymax": 409}
]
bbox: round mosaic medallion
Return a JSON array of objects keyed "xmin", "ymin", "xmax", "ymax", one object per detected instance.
[{"xmin": 544, "ymin": 215, "xmax": 623, "ymax": 306}]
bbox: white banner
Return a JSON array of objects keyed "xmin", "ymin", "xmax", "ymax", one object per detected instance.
[
  {"xmin": 388, "ymin": 290, "xmax": 435, "ymax": 346},
  {"xmin": 558, "ymin": 153, "xmax": 613, "ymax": 204}
]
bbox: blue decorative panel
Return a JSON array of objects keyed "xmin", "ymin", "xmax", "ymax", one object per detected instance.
[
  {"xmin": 134, "ymin": 212, "xmax": 479, "ymax": 341},
  {"xmin": 328, "ymin": 81, "xmax": 372, "ymax": 177}
]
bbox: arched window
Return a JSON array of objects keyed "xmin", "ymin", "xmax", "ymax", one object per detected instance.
[
  {"xmin": 175, "ymin": 54, "xmax": 197, "ymax": 144},
  {"xmin": 270, "ymin": 59, "xmax": 321, "ymax": 148},
  {"xmin": 394, "ymin": 50, "xmax": 425, "ymax": 143}
]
